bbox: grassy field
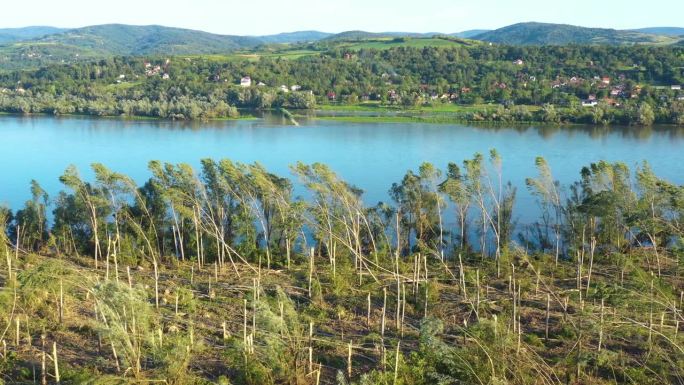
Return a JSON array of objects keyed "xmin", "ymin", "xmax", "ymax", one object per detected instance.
[
  {"xmin": 317, "ymin": 101, "xmax": 542, "ymax": 113},
  {"xmin": 332, "ymin": 37, "xmax": 480, "ymax": 50}
]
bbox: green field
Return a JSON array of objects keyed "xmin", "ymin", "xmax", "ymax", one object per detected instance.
[{"xmin": 332, "ymin": 37, "xmax": 480, "ymax": 50}]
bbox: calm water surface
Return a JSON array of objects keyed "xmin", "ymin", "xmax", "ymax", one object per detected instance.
[{"xmin": 1, "ymin": 115, "xmax": 683, "ymax": 224}]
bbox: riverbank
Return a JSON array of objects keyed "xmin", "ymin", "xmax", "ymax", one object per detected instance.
[{"xmin": 307, "ymin": 101, "xmax": 679, "ymax": 127}]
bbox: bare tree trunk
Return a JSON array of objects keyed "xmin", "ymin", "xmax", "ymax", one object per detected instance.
[
  {"xmin": 52, "ymin": 342, "xmax": 60, "ymax": 384},
  {"xmin": 347, "ymin": 340, "xmax": 353, "ymax": 378}
]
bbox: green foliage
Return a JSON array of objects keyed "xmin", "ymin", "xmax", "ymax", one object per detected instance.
[
  {"xmin": 474, "ymin": 22, "xmax": 681, "ymax": 45},
  {"xmin": 1, "ymin": 43, "xmax": 683, "ymax": 124}
]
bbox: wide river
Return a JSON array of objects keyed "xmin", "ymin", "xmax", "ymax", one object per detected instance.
[{"xmin": 2, "ymin": 114, "xmax": 683, "ymax": 224}]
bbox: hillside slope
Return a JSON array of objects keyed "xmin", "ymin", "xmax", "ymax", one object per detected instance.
[
  {"xmin": 29, "ymin": 24, "xmax": 264, "ymax": 55},
  {"xmin": 0, "ymin": 26, "xmax": 67, "ymax": 44},
  {"xmin": 473, "ymin": 22, "xmax": 680, "ymax": 45},
  {"xmin": 632, "ymin": 27, "xmax": 684, "ymax": 36},
  {"xmin": 256, "ymin": 30, "xmax": 332, "ymax": 44}
]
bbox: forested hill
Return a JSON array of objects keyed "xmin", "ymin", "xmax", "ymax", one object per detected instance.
[
  {"xmin": 0, "ymin": 26, "xmax": 67, "ymax": 44},
  {"xmin": 21, "ymin": 24, "xmax": 265, "ymax": 55},
  {"xmin": 1, "ymin": 23, "xmax": 683, "ymax": 71},
  {"xmin": 255, "ymin": 31, "xmax": 333, "ymax": 44},
  {"xmin": 473, "ymin": 22, "xmax": 682, "ymax": 45},
  {"xmin": 632, "ymin": 27, "xmax": 684, "ymax": 36},
  {"xmin": 322, "ymin": 31, "xmax": 438, "ymax": 41}
]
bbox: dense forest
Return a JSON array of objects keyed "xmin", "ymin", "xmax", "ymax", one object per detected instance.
[
  {"xmin": 1, "ymin": 152, "xmax": 683, "ymax": 384},
  {"xmin": 1, "ymin": 44, "xmax": 683, "ymax": 124}
]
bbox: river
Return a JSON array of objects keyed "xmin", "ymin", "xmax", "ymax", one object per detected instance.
[{"xmin": 1, "ymin": 114, "xmax": 683, "ymax": 225}]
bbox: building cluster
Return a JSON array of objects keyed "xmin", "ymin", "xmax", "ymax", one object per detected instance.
[
  {"xmin": 143, "ymin": 59, "xmax": 171, "ymax": 79},
  {"xmin": 239, "ymin": 76, "xmax": 302, "ymax": 93}
]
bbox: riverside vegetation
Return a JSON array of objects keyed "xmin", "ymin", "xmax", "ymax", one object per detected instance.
[
  {"xmin": 0, "ymin": 44, "xmax": 683, "ymax": 124},
  {"xmin": 0, "ymin": 152, "xmax": 683, "ymax": 384}
]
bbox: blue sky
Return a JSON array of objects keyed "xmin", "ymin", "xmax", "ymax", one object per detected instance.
[{"xmin": 3, "ymin": 0, "xmax": 683, "ymax": 35}]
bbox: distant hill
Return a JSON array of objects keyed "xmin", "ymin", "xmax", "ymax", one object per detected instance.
[
  {"xmin": 1, "ymin": 23, "xmax": 682, "ymax": 71},
  {"xmin": 0, "ymin": 24, "xmax": 269, "ymax": 70},
  {"xmin": 472, "ymin": 22, "xmax": 680, "ymax": 45},
  {"xmin": 0, "ymin": 26, "xmax": 67, "ymax": 44},
  {"xmin": 323, "ymin": 31, "xmax": 435, "ymax": 41},
  {"xmin": 451, "ymin": 29, "xmax": 490, "ymax": 39},
  {"xmin": 256, "ymin": 31, "xmax": 332, "ymax": 44},
  {"xmin": 631, "ymin": 27, "xmax": 684, "ymax": 37},
  {"xmin": 28, "ymin": 24, "xmax": 264, "ymax": 55}
]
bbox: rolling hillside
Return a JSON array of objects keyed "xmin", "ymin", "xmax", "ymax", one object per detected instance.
[
  {"xmin": 256, "ymin": 30, "xmax": 333, "ymax": 44},
  {"xmin": 451, "ymin": 29, "xmax": 490, "ymax": 38},
  {"xmin": 632, "ymin": 27, "xmax": 684, "ymax": 36},
  {"xmin": 473, "ymin": 22, "xmax": 681, "ymax": 45},
  {"xmin": 0, "ymin": 24, "xmax": 267, "ymax": 70},
  {"xmin": 0, "ymin": 26, "xmax": 67, "ymax": 44},
  {"xmin": 0, "ymin": 23, "xmax": 682, "ymax": 71},
  {"xmin": 323, "ymin": 30, "xmax": 437, "ymax": 41},
  {"xmin": 29, "ymin": 24, "xmax": 264, "ymax": 55}
]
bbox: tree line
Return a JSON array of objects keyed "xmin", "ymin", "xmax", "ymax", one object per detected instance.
[{"xmin": 2, "ymin": 153, "xmax": 682, "ymax": 282}]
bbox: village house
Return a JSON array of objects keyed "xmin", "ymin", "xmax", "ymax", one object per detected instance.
[
  {"xmin": 327, "ymin": 91, "xmax": 336, "ymax": 101},
  {"xmin": 162, "ymin": 73, "xmax": 170, "ymax": 80},
  {"xmin": 601, "ymin": 77, "xmax": 611, "ymax": 85},
  {"xmin": 290, "ymin": 85, "xmax": 301, "ymax": 91},
  {"xmin": 145, "ymin": 65, "xmax": 162, "ymax": 77},
  {"xmin": 513, "ymin": 59, "xmax": 524, "ymax": 66},
  {"xmin": 257, "ymin": 81, "xmax": 266, "ymax": 86},
  {"xmin": 240, "ymin": 76, "xmax": 252, "ymax": 87},
  {"xmin": 582, "ymin": 99, "xmax": 598, "ymax": 107},
  {"xmin": 672, "ymin": 85, "xmax": 682, "ymax": 90},
  {"xmin": 603, "ymin": 98, "xmax": 620, "ymax": 107},
  {"xmin": 279, "ymin": 85, "xmax": 289, "ymax": 93}
]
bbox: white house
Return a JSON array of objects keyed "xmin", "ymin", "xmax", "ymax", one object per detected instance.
[
  {"xmin": 582, "ymin": 100, "xmax": 598, "ymax": 107},
  {"xmin": 672, "ymin": 85, "xmax": 682, "ymax": 90},
  {"xmin": 290, "ymin": 85, "xmax": 301, "ymax": 91},
  {"xmin": 279, "ymin": 85, "xmax": 289, "ymax": 93},
  {"xmin": 240, "ymin": 76, "xmax": 252, "ymax": 87}
]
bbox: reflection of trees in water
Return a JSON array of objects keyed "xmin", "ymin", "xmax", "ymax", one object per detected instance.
[{"xmin": 496, "ymin": 124, "xmax": 684, "ymax": 141}]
